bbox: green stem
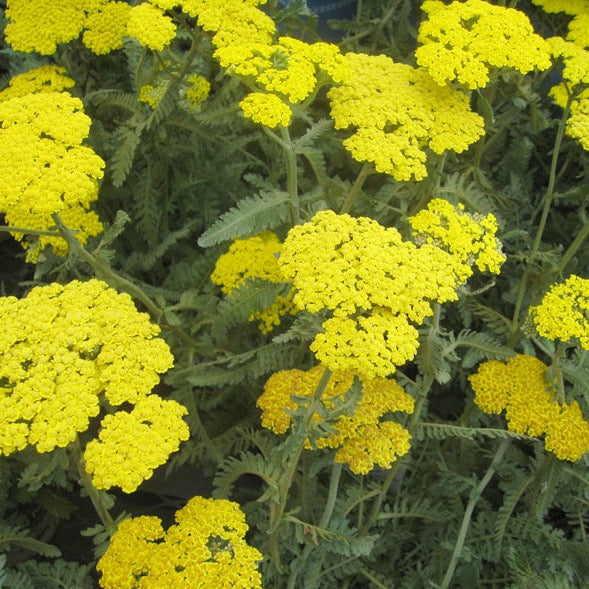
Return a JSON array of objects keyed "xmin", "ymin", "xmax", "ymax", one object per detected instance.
[
  {"xmin": 280, "ymin": 127, "xmax": 300, "ymax": 226},
  {"xmin": 269, "ymin": 367, "xmax": 333, "ymax": 569},
  {"xmin": 339, "ymin": 162, "xmax": 373, "ymax": 215},
  {"xmin": 440, "ymin": 438, "xmax": 509, "ymax": 589},
  {"xmin": 70, "ymin": 439, "xmax": 116, "ymax": 536},
  {"xmin": 0, "ymin": 225, "xmax": 64, "ymax": 238},
  {"xmin": 510, "ymin": 94, "xmax": 574, "ymax": 342},
  {"xmin": 286, "ymin": 461, "xmax": 343, "ymax": 589},
  {"xmin": 553, "ymin": 214, "xmax": 589, "ymax": 276}
]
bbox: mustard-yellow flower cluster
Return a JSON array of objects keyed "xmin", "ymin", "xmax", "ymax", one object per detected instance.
[
  {"xmin": 0, "ymin": 279, "xmax": 188, "ymax": 491},
  {"xmin": 416, "ymin": 0, "xmax": 552, "ymax": 89},
  {"xmin": 530, "ymin": 275, "xmax": 589, "ymax": 349},
  {"xmin": 532, "ymin": 0, "xmax": 588, "ymax": 16},
  {"xmin": 279, "ymin": 208, "xmax": 503, "ymax": 378},
  {"xmin": 5, "ymin": 0, "xmax": 175, "ymax": 55},
  {"xmin": 0, "ymin": 66, "xmax": 104, "ymax": 261},
  {"xmin": 258, "ymin": 365, "xmax": 414, "ymax": 474},
  {"xmin": 327, "ymin": 53, "xmax": 485, "ymax": 181},
  {"xmin": 211, "ymin": 231, "xmax": 296, "ymax": 332},
  {"xmin": 96, "ymin": 496, "xmax": 263, "ymax": 588},
  {"xmin": 409, "ymin": 198, "xmax": 505, "ymax": 280},
  {"xmin": 469, "ymin": 355, "xmax": 589, "ymax": 461}
]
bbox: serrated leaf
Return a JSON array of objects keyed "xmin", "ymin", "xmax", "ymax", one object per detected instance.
[{"xmin": 197, "ymin": 190, "xmax": 290, "ymax": 247}]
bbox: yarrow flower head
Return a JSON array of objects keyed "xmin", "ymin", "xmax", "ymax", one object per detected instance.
[
  {"xmin": 96, "ymin": 496, "xmax": 263, "ymax": 588},
  {"xmin": 469, "ymin": 355, "xmax": 589, "ymax": 461},
  {"xmin": 530, "ymin": 275, "xmax": 589, "ymax": 349},
  {"xmin": 258, "ymin": 365, "xmax": 414, "ymax": 474},
  {"xmin": 239, "ymin": 92, "xmax": 292, "ymax": 128},
  {"xmin": 0, "ymin": 67, "xmax": 105, "ymax": 261},
  {"xmin": 327, "ymin": 52, "xmax": 485, "ymax": 181},
  {"xmin": 408, "ymin": 198, "xmax": 505, "ymax": 277},
  {"xmin": 185, "ymin": 74, "xmax": 211, "ymax": 110},
  {"xmin": 416, "ymin": 0, "xmax": 552, "ymax": 89},
  {"xmin": 82, "ymin": 1, "xmax": 131, "ymax": 55},
  {"xmin": 211, "ymin": 232, "xmax": 296, "ymax": 332},
  {"xmin": 548, "ymin": 37, "xmax": 589, "ymax": 150},
  {"xmin": 126, "ymin": 3, "xmax": 176, "ymax": 51},
  {"xmin": 531, "ymin": 0, "xmax": 589, "ymax": 16},
  {"xmin": 4, "ymin": 0, "xmax": 108, "ymax": 54},
  {"xmin": 279, "ymin": 208, "xmax": 503, "ymax": 377},
  {"xmin": 83, "ymin": 395, "xmax": 189, "ymax": 493},
  {"xmin": 0, "ymin": 279, "xmax": 187, "ymax": 490}
]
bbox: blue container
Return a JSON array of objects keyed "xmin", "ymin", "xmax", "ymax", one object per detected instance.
[{"xmin": 279, "ymin": 0, "xmax": 358, "ymax": 40}]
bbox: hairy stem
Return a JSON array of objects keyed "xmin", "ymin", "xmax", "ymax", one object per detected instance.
[{"xmin": 340, "ymin": 162, "xmax": 373, "ymax": 215}]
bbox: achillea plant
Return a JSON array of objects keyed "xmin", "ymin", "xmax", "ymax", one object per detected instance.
[{"xmin": 1, "ymin": 1, "xmax": 589, "ymax": 588}]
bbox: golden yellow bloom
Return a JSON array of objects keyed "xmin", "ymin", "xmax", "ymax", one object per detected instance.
[
  {"xmin": 0, "ymin": 73, "xmax": 105, "ymax": 260},
  {"xmin": 196, "ymin": 0, "xmax": 275, "ymax": 49},
  {"xmin": 0, "ymin": 280, "xmax": 174, "ymax": 457},
  {"xmin": 5, "ymin": 0, "xmax": 107, "ymax": 54},
  {"xmin": 327, "ymin": 53, "xmax": 484, "ymax": 181},
  {"xmin": 257, "ymin": 365, "xmax": 414, "ymax": 473},
  {"xmin": 83, "ymin": 395, "xmax": 189, "ymax": 493},
  {"xmin": 126, "ymin": 3, "xmax": 176, "ymax": 51},
  {"xmin": 0, "ymin": 65, "xmax": 74, "ymax": 99},
  {"xmin": 185, "ymin": 74, "xmax": 211, "ymax": 109},
  {"xmin": 408, "ymin": 198, "xmax": 505, "ymax": 276},
  {"xmin": 97, "ymin": 496, "xmax": 263, "ymax": 588},
  {"xmin": 530, "ymin": 275, "xmax": 589, "ymax": 349},
  {"xmin": 82, "ymin": 1, "xmax": 131, "ymax": 55},
  {"xmin": 239, "ymin": 92, "xmax": 292, "ymax": 128},
  {"xmin": 469, "ymin": 355, "xmax": 589, "ymax": 461},
  {"xmin": 138, "ymin": 82, "xmax": 169, "ymax": 109},
  {"xmin": 417, "ymin": 0, "xmax": 552, "ymax": 89},
  {"xmin": 279, "ymin": 209, "xmax": 501, "ymax": 377}
]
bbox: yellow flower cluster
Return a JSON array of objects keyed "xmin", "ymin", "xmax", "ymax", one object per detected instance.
[
  {"xmin": 0, "ymin": 67, "xmax": 104, "ymax": 261},
  {"xmin": 0, "ymin": 279, "xmax": 188, "ymax": 490},
  {"xmin": 138, "ymin": 81, "xmax": 170, "ymax": 109},
  {"xmin": 0, "ymin": 279, "xmax": 173, "ymax": 453},
  {"xmin": 279, "ymin": 208, "xmax": 503, "ymax": 378},
  {"xmin": 185, "ymin": 74, "xmax": 211, "ymax": 110},
  {"xmin": 84, "ymin": 395, "xmax": 189, "ymax": 493},
  {"xmin": 126, "ymin": 3, "xmax": 176, "ymax": 52},
  {"xmin": 211, "ymin": 232, "xmax": 296, "ymax": 332},
  {"xmin": 82, "ymin": 1, "xmax": 131, "ymax": 55},
  {"xmin": 257, "ymin": 365, "xmax": 414, "ymax": 474},
  {"xmin": 327, "ymin": 53, "xmax": 485, "ymax": 181},
  {"xmin": 549, "ymin": 37, "xmax": 589, "ymax": 150},
  {"xmin": 5, "ymin": 0, "xmax": 175, "ymax": 56},
  {"xmin": 239, "ymin": 92, "xmax": 293, "ymax": 128},
  {"xmin": 4, "ymin": 0, "xmax": 104, "ymax": 54},
  {"xmin": 187, "ymin": 0, "xmax": 347, "ymax": 127},
  {"xmin": 409, "ymin": 198, "xmax": 505, "ymax": 280},
  {"xmin": 97, "ymin": 496, "xmax": 262, "ymax": 588},
  {"xmin": 530, "ymin": 275, "xmax": 589, "ymax": 349},
  {"xmin": 416, "ymin": 0, "xmax": 552, "ymax": 89},
  {"xmin": 469, "ymin": 355, "xmax": 589, "ymax": 461}
]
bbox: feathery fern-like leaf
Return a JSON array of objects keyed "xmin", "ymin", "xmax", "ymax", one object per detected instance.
[{"xmin": 197, "ymin": 190, "xmax": 290, "ymax": 247}]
